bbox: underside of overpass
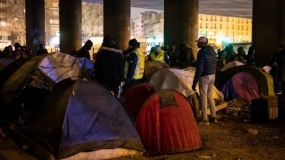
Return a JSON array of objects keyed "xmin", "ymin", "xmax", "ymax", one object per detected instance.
[{"xmin": 83, "ymin": 0, "xmax": 252, "ymax": 18}]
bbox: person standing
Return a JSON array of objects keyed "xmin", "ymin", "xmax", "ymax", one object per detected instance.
[
  {"xmin": 178, "ymin": 44, "xmax": 196, "ymax": 68},
  {"xmin": 36, "ymin": 44, "xmax": 48, "ymax": 56},
  {"xmin": 276, "ymin": 45, "xmax": 285, "ymax": 94},
  {"xmin": 13, "ymin": 43, "xmax": 22, "ymax": 60},
  {"xmin": 76, "ymin": 40, "xmax": 93, "ymax": 60},
  {"xmin": 192, "ymin": 36, "xmax": 217, "ymax": 125},
  {"xmin": 246, "ymin": 46, "xmax": 256, "ymax": 66},
  {"xmin": 94, "ymin": 36, "xmax": 124, "ymax": 96},
  {"xmin": 124, "ymin": 39, "xmax": 145, "ymax": 90}
]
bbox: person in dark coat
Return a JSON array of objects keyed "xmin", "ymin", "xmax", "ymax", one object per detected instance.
[
  {"xmin": 192, "ymin": 36, "xmax": 217, "ymax": 125},
  {"xmin": 270, "ymin": 44, "xmax": 285, "ymax": 93},
  {"xmin": 76, "ymin": 40, "xmax": 93, "ymax": 60},
  {"xmin": 276, "ymin": 46, "xmax": 285, "ymax": 94},
  {"xmin": 94, "ymin": 36, "xmax": 124, "ymax": 96},
  {"xmin": 225, "ymin": 45, "xmax": 236, "ymax": 64},
  {"xmin": 13, "ymin": 43, "xmax": 22, "ymax": 60},
  {"xmin": 36, "ymin": 44, "xmax": 48, "ymax": 56},
  {"xmin": 177, "ymin": 44, "xmax": 196, "ymax": 68},
  {"xmin": 246, "ymin": 46, "xmax": 256, "ymax": 66},
  {"xmin": 235, "ymin": 47, "xmax": 246, "ymax": 64}
]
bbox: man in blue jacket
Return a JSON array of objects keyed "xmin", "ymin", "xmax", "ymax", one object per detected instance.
[{"xmin": 192, "ymin": 36, "xmax": 217, "ymax": 125}]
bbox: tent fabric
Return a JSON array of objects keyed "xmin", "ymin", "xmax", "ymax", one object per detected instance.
[
  {"xmin": 220, "ymin": 61, "xmax": 244, "ymax": 71},
  {"xmin": 15, "ymin": 80, "xmax": 144, "ymax": 159},
  {"xmin": 0, "ymin": 58, "xmax": 14, "ymax": 71},
  {"xmin": 149, "ymin": 67, "xmax": 224, "ymax": 101},
  {"xmin": 215, "ymin": 70, "xmax": 231, "ymax": 91},
  {"xmin": 1, "ymin": 56, "xmax": 44, "ymax": 104},
  {"xmin": 223, "ymin": 65, "xmax": 274, "ymax": 96},
  {"xmin": 0, "ymin": 58, "xmax": 29, "ymax": 91},
  {"xmin": 120, "ymin": 83, "xmax": 156, "ymax": 120},
  {"xmin": 39, "ymin": 53, "xmax": 93, "ymax": 84},
  {"xmin": 136, "ymin": 89, "xmax": 202, "ymax": 154},
  {"xmin": 222, "ymin": 72, "xmax": 260, "ymax": 103},
  {"xmin": 142, "ymin": 61, "xmax": 170, "ymax": 82},
  {"xmin": 1, "ymin": 53, "xmax": 94, "ymax": 104}
]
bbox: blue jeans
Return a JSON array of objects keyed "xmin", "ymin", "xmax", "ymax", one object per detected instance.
[{"xmin": 199, "ymin": 74, "xmax": 216, "ymax": 120}]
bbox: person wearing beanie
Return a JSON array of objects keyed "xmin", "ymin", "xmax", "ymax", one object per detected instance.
[
  {"xmin": 124, "ymin": 39, "xmax": 145, "ymax": 90},
  {"xmin": 94, "ymin": 36, "xmax": 124, "ymax": 96}
]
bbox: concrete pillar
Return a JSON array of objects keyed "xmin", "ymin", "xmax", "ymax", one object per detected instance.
[
  {"xmin": 252, "ymin": 0, "xmax": 285, "ymax": 66},
  {"xmin": 103, "ymin": 0, "xmax": 130, "ymax": 50},
  {"xmin": 164, "ymin": 0, "xmax": 199, "ymax": 57},
  {"xmin": 281, "ymin": 0, "xmax": 285, "ymax": 45},
  {"xmin": 59, "ymin": 0, "xmax": 82, "ymax": 53},
  {"xmin": 25, "ymin": 0, "xmax": 45, "ymax": 51}
]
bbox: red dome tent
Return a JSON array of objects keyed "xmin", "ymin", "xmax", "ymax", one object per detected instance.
[
  {"xmin": 136, "ymin": 89, "xmax": 202, "ymax": 154},
  {"xmin": 120, "ymin": 83, "xmax": 156, "ymax": 120}
]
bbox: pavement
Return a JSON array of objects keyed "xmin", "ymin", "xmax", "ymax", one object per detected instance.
[{"xmin": 1, "ymin": 119, "xmax": 285, "ymax": 160}]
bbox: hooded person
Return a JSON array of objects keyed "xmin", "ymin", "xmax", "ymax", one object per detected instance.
[
  {"xmin": 94, "ymin": 36, "xmax": 124, "ymax": 96},
  {"xmin": 192, "ymin": 36, "xmax": 217, "ymax": 125},
  {"xmin": 76, "ymin": 40, "xmax": 93, "ymax": 60},
  {"xmin": 123, "ymin": 39, "xmax": 145, "ymax": 91},
  {"xmin": 13, "ymin": 42, "xmax": 22, "ymax": 60}
]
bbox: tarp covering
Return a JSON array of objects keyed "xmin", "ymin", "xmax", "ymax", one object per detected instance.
[
  {"xmin": 1, "ymin": 56, "xmax": 44, "ymax": 104},
  {"xmin": 222, "ymin": 72, "xmax": 260, "ymax": 103},
  {"xmin": 1, "ymin": 53, "xmax": 94, "ymax": 104},
  {"xmin": 143, "ymin": 61, "xmax": 170, "ymax": 82},
  {"xmin": 39, "ymin": 53, "xmax": 93, "ymax": 84},
  {"xmin": 15, "ymin": 80, "xmax": 144, "ymax": 159},
  {"xmin": 120, "ymin": 83, "xmax": 156, "ymax": 120},
  {"xmin": 136, "ymin": 89, "xmax": 202, "ymax": 154},
  {"xmin": 149, "ymin": 67, "xmax": 224, "ymax": 101},
  {"xmin": 220, "ymin": 61, "xmax": 244, "ymax": 71},
  {"xmin": 223, "ymin": 65, "xmax": 274, "ymax": 96},
  {"xmin": 0, "ymin": 58, "xmax": 14, "ymax": 71}
]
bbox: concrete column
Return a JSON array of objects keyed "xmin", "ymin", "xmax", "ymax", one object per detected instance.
[
  {"xmin": 252, "ymin": 0, "xmax": 285, "ymax": 66},
  {"xmin": 281, "ymin": 0, "xmax": 285, "ymax": 45},
  {"xmin": 103, "ymin": 0, "xmax": 130, "ymax": 50},
  {"xmin": 164, "ymin": 0, "xmax": 199, "ymax": 57},
  {"xmin": 25, "ymin": 0, "xmax": 45, "ymax": 51},
  {"xmin": 59, "ymin": 0, "xmax": 82, "ymax": 53}
]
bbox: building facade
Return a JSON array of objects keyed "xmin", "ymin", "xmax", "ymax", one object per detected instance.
[
  {"xmin": 0, "ymin": 0, "xmax": 26, "ymax": 49},
  {"xmin": 131, "ymin": 11, "xmax": 252, "ymax": 49}
]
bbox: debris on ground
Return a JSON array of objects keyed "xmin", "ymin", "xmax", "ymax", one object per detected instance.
[
  {"xmin": 226, "ymin": 99, "xmax": 250, "ymax": 118},
  {"xmin": 248, "ymin": 129, "xmax": 259, "ymax": 135}
]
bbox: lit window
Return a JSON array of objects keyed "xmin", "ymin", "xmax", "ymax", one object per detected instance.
[{"xmin": 52, "ymin": 2, "xmax": 58, "ymax": 7}]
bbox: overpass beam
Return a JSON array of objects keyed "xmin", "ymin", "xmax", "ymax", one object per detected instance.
[
  {"xmin": 103, "ymin": 0, "xmax": 130, "ymax": 50},
  {"xmin": 25, "ymin": 0, "xmax": 45, "ymax": 54},
  {"xmin": 59, "ymin": 0, "xmax": 82, "ymax": 53},
  {"xmin": 164, "ymin": 0, "xmax": 199, "ymax": 57},
  {"xmin": 252, "ymin": 0, "xmax": 285, "ymax": 66}
]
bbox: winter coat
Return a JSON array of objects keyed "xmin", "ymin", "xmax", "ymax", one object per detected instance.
[
  {"xmin": 246, "ymin": 53, "xmax": 256, "ymax": 66},
  {"xmin": 76, "ymin": 47, "xmax": 90, "ymax": 60},
  {"xmin": 193, "ymin": 46, "xmax": 217, "ymax": 87},
  {"xmin": 94, "ymin": 49, "xmax": 124, "ymax": 91},
  {"xmin": 178, "ymin": 48, "xmax": 196, "ymax": 68},
  {"xmin": 277, "ymin": 50, "xmax": 285, "ymax": 81}
]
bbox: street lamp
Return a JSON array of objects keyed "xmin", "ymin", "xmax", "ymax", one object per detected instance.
[{"xmin": 1, "ymin": 21, "xmax": 5, "ymax": 41}]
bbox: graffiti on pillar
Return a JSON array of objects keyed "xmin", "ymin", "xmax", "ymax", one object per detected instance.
[{"xmin": 30, "ymin": 29, "xmax": 39, "ymax": 45}]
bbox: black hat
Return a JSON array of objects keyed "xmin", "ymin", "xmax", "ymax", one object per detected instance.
[
  {"xmin": 129, "ymin": 39, "xmax": 138, "ymax": 47},
  {"xmin": 14, "ymin": 42, "xmax": 21, "ymax": 47}
]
